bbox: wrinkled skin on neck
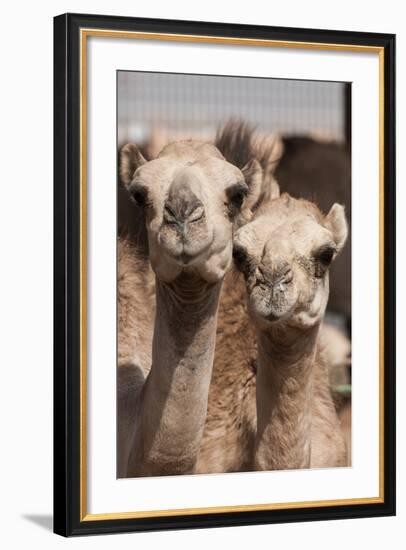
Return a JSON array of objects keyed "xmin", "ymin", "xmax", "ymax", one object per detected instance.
[{"xmin": 127, "ymin": 273, "xmax": 223, "ymax": 477}]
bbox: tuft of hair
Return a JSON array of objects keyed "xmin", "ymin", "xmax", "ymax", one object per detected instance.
[{"xmin": 215, "ymin": 119, "xmax": 281, "ymax": 172}]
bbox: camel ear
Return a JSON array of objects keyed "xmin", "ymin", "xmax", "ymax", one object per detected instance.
[
  {"xmin": 119, "ymin": 143, "xmax": 147, "ymax": 186},
  {"xmin": 325, "ymin": 203, "xmax": 348, "ymax": 251},
  {"xmin": 261, "ymin": 133, "xmax": 285, "ymax": 173},
  {"xmin": 268, "ymin": 174, "xmax": 280, "ymax": 200},
  {"xmin": 242, "ymin": 159, "xmax": 263, "ymax": 211}
]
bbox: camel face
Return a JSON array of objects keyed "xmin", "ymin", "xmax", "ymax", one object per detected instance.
[
  {"xmin": 120, "ymin": 140, "xmax": 249, "ymax": 283},
  {"xmin": 233, "ymin": 194, "xmax": 348, "ymax": 329}
]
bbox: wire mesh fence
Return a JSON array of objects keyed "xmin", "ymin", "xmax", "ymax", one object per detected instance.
[{"xmin": 117, "ymin": 70, "xmax": 348, "ymax": 146}]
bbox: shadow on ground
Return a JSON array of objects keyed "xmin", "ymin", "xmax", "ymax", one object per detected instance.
[{"xmin": 22, "ymin": 514, "xmax": 53, "ymax": 532}]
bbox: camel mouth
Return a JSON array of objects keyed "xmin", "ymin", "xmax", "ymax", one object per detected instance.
[
  {"xmin": 263, "ymin": 309, "xmax": 291, "ymax": 322},
  {"xmin": 248, "ymin": 283, "xmax": 296, "ymax": 324},
  {"xmin": 157, "ymin": 224, "xmax": 216, "ymax": 268},
  {"xmin": 167, "ymin": 238, "xmax": 214, "ymax": 268},
  {"xmin": 252, "ymin": 302, "xmax": 291, "ymax": 323},
  {"xmin": 177, "ymin": 251, "xmax": 199, "ymax": 266}
]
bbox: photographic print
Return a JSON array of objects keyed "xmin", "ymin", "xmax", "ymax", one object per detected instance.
[
  {"xmin": 53, "ymin": 13, "xmax": 395, "ymax": 536},
  {"xmin": 116, "ymin": 72, "xmax": 352, "ymax": 478}
]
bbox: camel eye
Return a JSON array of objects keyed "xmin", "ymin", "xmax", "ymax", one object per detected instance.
[
  {"xmin": 128, "ymin": 182, "xmax": 148, "ymax": 207},
  {"xmin": 227, "ymin": 183, "xmax": 248, "ymax": 212},
  {"xmin": 231, "ymin": 190, "xmax": 246, "ymax": 208},
  {"xmin": 315, "ymin": 245, "xmax": 336, "ymax": 266}
]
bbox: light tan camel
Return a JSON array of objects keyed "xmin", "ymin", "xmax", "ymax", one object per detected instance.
[
  {"xmin": 118, "ymin": 123, "xmax": 349, "ymax": 476},
  {"xmin": 228, "ymin": 193, "xmax": 348, "ymax": 470},
  {"xmin": 117, "ymin": 137, "xmax": 267, "ymax": 477},
  {"xmin": 196, "ymin": 267, "xmax": 348, "ymax": 473}
]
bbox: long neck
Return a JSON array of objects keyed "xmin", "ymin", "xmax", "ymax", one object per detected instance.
[
  {"xmin": 254, "ymin": 322, "xmax": 320, "ymax": 471},
  {"xmin": 129, "ymin": 273, "xmax": 222, "ymax": 476}
]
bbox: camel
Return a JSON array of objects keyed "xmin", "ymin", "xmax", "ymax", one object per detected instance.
[
  {"xmin": 117, "ymin": 136, "xmax": 268, "ymax": 477},
  {"xmin": 117, "ymin": 122, "xmax": 349, "ymax": 476},
  {"xmin": 226, "ymin": 192, "xmax": 348, "ymax": 470},
  {"xmin": 196, "ymin": 276, "xmax": 350, "ymax": 473}
]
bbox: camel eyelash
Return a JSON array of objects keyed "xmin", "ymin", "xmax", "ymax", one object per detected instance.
[
  {"xmin": 128, "ymin": 183, "xmax": 153, "ymax": 209},
  {"xmin": 315, "ymin": 244, "xmax": 337, "ymax": 265},
  {"xmin": 227, "ymin": 183, "xmax": 249, "ymax": 210}
]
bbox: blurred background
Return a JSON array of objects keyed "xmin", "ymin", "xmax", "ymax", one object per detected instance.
[
  {"xmin": 118, "ymin": 71, "xmax": 349, "ymax": 145},
  {"xmin": 117, "ymin": 71, "xmax": 352, "ymax": 447}
]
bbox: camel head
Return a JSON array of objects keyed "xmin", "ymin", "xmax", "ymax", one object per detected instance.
[
  {"xmin": 233, "ymin": 193, "xmax": 348, "ymax": 329},
  {"xmin": 120, "ymin": 140, "xmax": 263, "ymax": 283}
]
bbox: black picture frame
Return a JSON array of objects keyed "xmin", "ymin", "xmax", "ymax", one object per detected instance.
[{"xmin": 54, "ymin": 12, "xmax": 396, "ymax": 537}]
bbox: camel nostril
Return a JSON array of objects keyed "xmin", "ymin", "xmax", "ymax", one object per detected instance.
[
  {"xmin": 257, "ymin": 263, "xmax": 293, "ymax": 287},
  {"xmin": 281, "ymin": 267, "xmax": 293, "ymax": 284},
  {"xmin": 163, "ymin": 197, "xmax": 205, "ymax": 227},
  {"xmin": 257, "ymin": 266, "xmax": 266, "ymax": 282},
  {"xmin": 188, "ymin": 205, "xmax": 205, "ymax": 223},
  {"xmin": 164, "ymin": 205, "xmax": 179, "ymax": 225}
]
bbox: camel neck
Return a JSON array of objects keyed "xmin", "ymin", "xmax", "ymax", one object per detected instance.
[
  {"xmin": 128, "ymin": 273, "xmax": 222, "ymax": 476},
  {"xmin": 254, "ymin": 323, "xmax": 320, "ymax": 471},
  {"xmin": 155, "ymin": 273, "xmax": 221, "ymax": 323},
  {"xmin": 258, "ymin": 323, "xmax": 320, "ymax": 371},
  {"xmin": 151, "ymin": 275, "xmax": 222, "ymax": 384}
]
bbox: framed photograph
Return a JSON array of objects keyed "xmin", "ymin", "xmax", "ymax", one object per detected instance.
[{"xmin": 53, "ymin": 13, "xmax": 395, "ymax": 536}]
